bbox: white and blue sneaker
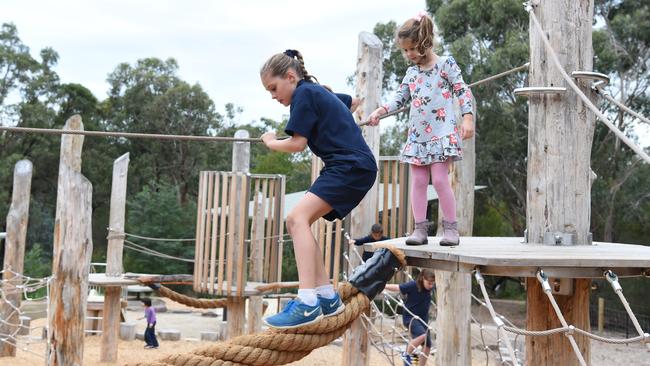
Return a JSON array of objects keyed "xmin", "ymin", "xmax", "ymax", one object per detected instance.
[
  {"xmin": 263, "ymin": 298, "xmax": 323, "ymax": 329},
  {"xmin": 318, "ymin": 293, "xmax": 345, "ymax": 317},
  {"xmin": 400, "ymin": 351, "xmax": 413, "ymax": 366}
]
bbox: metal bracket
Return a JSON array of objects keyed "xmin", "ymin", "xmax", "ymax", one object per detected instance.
[
  {"xmin": 550, "ymin": 277, "xmax": 574, "ymax": 296},
  {"xmin": 571, "ymin": 71, "xmax": 610, "ymax": 89},
  {"xmin": 542, "ymin": 231, "xmax": 592, "ymax": 245},
  {"xmin": 543, "ymin": 231, "xmax": 577, "ymax": 245},
  {"xmin": 514, "ymin": 86, "xmax": 567, "ymax": 97}
]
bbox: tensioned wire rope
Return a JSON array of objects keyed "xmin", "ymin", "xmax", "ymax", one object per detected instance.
[{"xmin": 0, "ymin": 62, "xmax": 530, "ymax": 140}]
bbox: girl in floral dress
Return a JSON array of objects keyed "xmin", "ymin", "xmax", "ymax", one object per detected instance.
[{"xmin": 368, "ymin": 11, "xmax": 474, "ymax": 246}]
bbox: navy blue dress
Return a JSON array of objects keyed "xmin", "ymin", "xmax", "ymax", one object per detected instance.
[
  {"xmin": 286, "ymin": 80, "xmax": 377, "ymax": 221},
  {"xmin": 399, "ymin": 280, "xmax": 435, "ymax": 347}
]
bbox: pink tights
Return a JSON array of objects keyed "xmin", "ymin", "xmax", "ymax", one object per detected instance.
[{"xmin": 410, "ymin": 162, "xmax": 456, "ymax": 223}]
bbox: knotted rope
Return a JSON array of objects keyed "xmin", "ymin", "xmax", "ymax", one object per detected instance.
[
  {"xmin": 153, "ymin": 284, "xmax": 229, "ymax": 309},
  {"xmin": 127, "ymin": 246, "xmax": 406, "ymax": 366}
]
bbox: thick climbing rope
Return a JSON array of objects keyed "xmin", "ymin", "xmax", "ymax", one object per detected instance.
[
  {"xmin": 152, "ymin": 285, "xmax": 228, "ymax": 309},
  {"xmin": 127, "ymin": 282, "xmax": 365, "ymax": 366},
  {"xmin": 127, "ymin": 246, "xmax": 406, "ymax": 366},
  {"xmin": 133, "ymin": 275, "xmax": 228, "ymax": 308}
]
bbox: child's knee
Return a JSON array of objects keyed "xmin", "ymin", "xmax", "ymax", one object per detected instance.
[
  {"xmin": 431, "ymin": 174, "xmax": 448, "ymax": 189},
  {"xmin": 286, "ymin": 213, "xmax": 308, "ymax": 234}
]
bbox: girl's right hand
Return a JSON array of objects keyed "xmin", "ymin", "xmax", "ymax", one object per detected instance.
[
  {"xmin": 260, "ymin": 131, "xmax": 276, "ymax": 145},
  {"xmin": 367, "ymin": 109, "xmax": 383, "ymax": 126}
]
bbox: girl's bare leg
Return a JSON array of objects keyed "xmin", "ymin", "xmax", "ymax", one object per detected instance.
[{"xmin": 285, "ymin": 192, "xmax": 333, "ymax": 288}]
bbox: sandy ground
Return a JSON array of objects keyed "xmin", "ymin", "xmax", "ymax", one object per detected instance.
[{"xmin": 2, "ymin": 297, "xmax": 650, "ymax": 366}]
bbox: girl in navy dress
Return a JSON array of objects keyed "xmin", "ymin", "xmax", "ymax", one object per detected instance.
[
  {"xmin": 385, "ymin": 269, "xmax": 436, "ymax": 366},
  {"xmin": 368, "ymin": 12, "xmax": 474, "ymax": 246},
  {"xmin": 260, "ymin": 49, "xmax": 377, "ymax": 329}
]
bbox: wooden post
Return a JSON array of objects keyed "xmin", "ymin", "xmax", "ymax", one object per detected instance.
[
  {"xmin": 435, "ymin": 100, "xmax": 476, "ymax": 366},
  {"xmin": 435, "ymin": 271, "xmax": 471, "ymax": 365},
  {"xmin": 0, "ymin": 160, "xmax": 33, "ymax": 357},
  {"xmin": 226, "ymin": 129, "xmax": 250, "ymax": 338},
  {"xmin": 100, "ymin": 153, "xmax": 129, "ymax": 362},
  {"xmin": 342, "ymin": 31, "xmax": 382, "ymax": 366},
  {"xmin": 47, "ymin": 115, "xmax": 94, "ymax": 366},
  {"xmin": 247, "ymin": 186, "xmax": 265, "ymax": 333},
  {"xmin": 597, "ymin": 297, "xmax": 605, "ymax": 335},
  {"xmin": 526, "ymin": 1, "xmax": 595, "ymax": 365}
]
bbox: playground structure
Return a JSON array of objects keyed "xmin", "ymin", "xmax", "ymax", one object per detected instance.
[{"xmin": 1, "ymin": 1, "xmax": 650, "ymax": 365}]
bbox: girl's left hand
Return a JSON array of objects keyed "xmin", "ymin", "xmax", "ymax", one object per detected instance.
[
  {"xmin": 461, "ymin": 119, "xmax": 474, "ymax": 140},
  {"xmin": 260, "ymin": 131, "xmax": 276, "ymax": 144}
]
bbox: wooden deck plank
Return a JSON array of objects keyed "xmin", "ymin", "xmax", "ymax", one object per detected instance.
[
  {"xmin": 363, "ymin": 237, "xmax": 650, "ymax": 277},
  {"xmin": 89, "ymin": 274, "xmax": 272, "ymax": 296}
]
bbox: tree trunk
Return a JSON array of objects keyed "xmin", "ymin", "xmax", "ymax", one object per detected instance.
[
  {"xmin": 47, "ymin": 115, "xmax": 94, "ymax": 366},
  {"xmin": 226, "ymin": 129, "xmax": 250, "ymax": 338},
  {"xmin": 342, "ymin": 31, "xmax": 382, "ymax": 366},
  {"xmin": 526, "ymin": 1, "xmax": 595, "ymax": 365},
  {"xmin": 101, "ymin": 152, "xmax": 129, "ymax": 362},
  {"xmin": 0, "ymin": 160, "xmax": 33, "ymax": 357}
]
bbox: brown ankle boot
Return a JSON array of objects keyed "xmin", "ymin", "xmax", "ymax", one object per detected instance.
[
  {"xmin": 405, "ymin": 221, "xmax": 429, "ymax": 246},
  {"xmin": 440, "ymin": 220, "xmax": 460, "ymax": 246}
]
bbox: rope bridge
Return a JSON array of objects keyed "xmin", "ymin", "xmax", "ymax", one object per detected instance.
[{"xmin": 124, "ymin": 245, "xmax": 406, "ymax": 366}]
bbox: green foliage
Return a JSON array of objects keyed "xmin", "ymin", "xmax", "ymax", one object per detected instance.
[
  {"xmin": 253, "ymin": 152, "xmax": 311, "ymax": 192},
  {"xmin": 371, "ymin": 21, "xmax": 411, "ymax": 93},
  {"xmin": 473, "ymin": 193, "xmax": 516, "ymax": 237},
  {"xmin": 589, "ymin": 0, "xmax": 650, "ymax": 242},
  {"xmin": 124, "ymin": 182, "xmax": 196, "ymax": 275},
  {"xmin": 103, "ymin": 57, "xmax": 224, "ymax": 205},
  {"xmin": 23, "ymin": 243, "xmax": 51, "ymax": 278},
  {"xmin": 281, "ymin": 243, "xmax": 298, "ymax": 282},
  {"xmin": 426, "ymin": 0, "xmax": 531, "ymax": 233}
]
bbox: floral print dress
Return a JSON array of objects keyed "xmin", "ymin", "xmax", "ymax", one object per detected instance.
[{"xmin": 383, "ymin": 56, "xmax": 474, "ymax": 166}]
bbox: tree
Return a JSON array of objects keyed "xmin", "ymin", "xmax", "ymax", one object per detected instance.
[
  {"xmin": 426, "ymin": 0, "xmax": 531, "ymax": 234},
  {"xmin": 123, "ymin": 182, "xmax": 196, "ymax": 275},
  {"xmin": 371, "ymin": 1, "xmax": 649, "ymax": 243},
  {"xmin": 590, "ymin": 0, "xmax": 650, "ymax": 243},
  {"xmin": 103, "ymin": 58, "xmax": 223, "ymax": 205},
  {"xmin": 0, "ymin": 22, "xmax": 61, "ymax": 264}
]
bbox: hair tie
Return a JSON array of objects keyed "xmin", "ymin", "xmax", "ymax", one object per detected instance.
[
  {"xmin": 284, "ymin": 49, "xmax": 298, "ymax": 58},
  {"xmin": 413, "ymin": 10, "xmax": 428, "ymax": 22}
]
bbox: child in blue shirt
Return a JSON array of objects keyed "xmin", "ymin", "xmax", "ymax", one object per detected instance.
[
  {"xmin": 385, "ymin": 269, "xmax": 436, "ymax": 366},
  {"xmin": 349, "ymin": 223, "xmax": 390, "ymax": 262},
  {"xmin": 260, "ymin": 49, "xmax": 377, "ymax": 329}
]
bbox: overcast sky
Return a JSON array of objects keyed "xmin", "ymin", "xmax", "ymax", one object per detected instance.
[
  {"xmin": 3, "ymin": 0, "xmax": 423, "ymax": 126},
  {"xmin": 3, "ymin": 1, "xmax": 649, "ymax": 146}
]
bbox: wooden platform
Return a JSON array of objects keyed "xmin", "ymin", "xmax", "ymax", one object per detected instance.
[
  {"xmin": 364, "ymin": 237, "xmax": 650, "ymax": 278},
  {"xmin": 88, "ymin": 273, "xmax": 269, "ymax": 296}
]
